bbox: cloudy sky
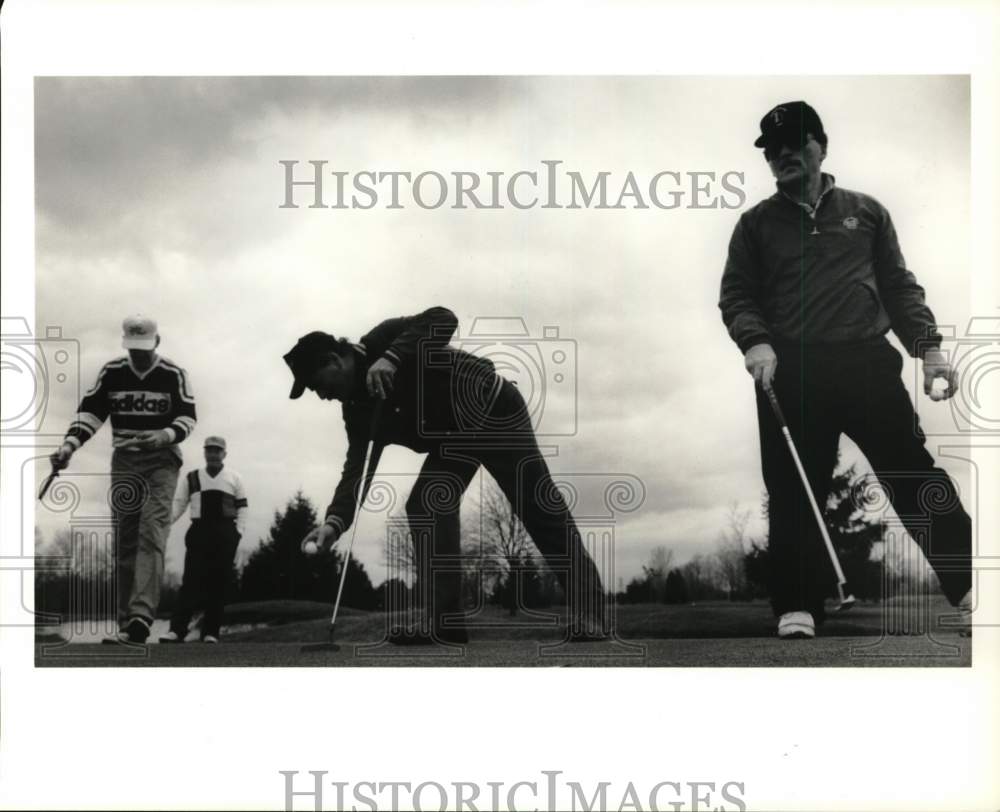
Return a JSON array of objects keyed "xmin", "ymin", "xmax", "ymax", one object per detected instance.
[{"xmin": 32, "ymin": 75, "xmax": 972, "ymax": 585}]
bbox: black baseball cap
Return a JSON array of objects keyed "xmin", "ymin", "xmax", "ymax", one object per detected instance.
[
  {"xmin": 283, "ymin": 331, "xmax": 340, "ymax": 399},
  {"xmin": 754, "ymin": 101, "xmax": 826, "ymax": 149}
]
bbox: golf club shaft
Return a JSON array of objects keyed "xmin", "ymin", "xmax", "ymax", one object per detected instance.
[
  {"xmin": 38, "ymin": 468, "xmax": 59, "ymax": 500},
  {"xmin": 328, "ymin": 401, "xmax": 384, "ymax": 630},
  {"xmin": 763, "ymin": 385, "xmax": 848, "ymax": 587}
]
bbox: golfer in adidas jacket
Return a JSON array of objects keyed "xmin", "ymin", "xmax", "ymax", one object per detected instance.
[{"xmin": 50, "ymin": 315, "xmax": 197, "ymax": 643}]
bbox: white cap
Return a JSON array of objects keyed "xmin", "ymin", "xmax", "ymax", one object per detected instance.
[{"xmin": 122, "ymin": 315, "xmax": 158, "ymax": 350}]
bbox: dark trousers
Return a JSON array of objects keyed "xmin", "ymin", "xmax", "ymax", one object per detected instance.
[
  {"xmin": 758, "ymin": 338, "xmax": 971, "ymax": 618},
  {"xmin": 405, "ymin": 379, "xmax": 605, "ymax": 634},
  {"xmin": 170, "ymin": 520, "xmax": 240, "ymax": 638}
]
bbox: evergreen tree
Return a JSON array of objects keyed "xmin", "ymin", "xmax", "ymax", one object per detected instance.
[
  {"xmin": 743, "ymin": 460, "xmax": 884, "ymax": 602},
  {"xmin": 239, "ymin": 492, "xmax": 376, "ymax": 609}
]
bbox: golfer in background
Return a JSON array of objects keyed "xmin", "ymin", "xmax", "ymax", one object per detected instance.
[
  {"xmin": 160, "ymin": 436, "xmax": 247, "ymax": 644},
  {"xmin": 719, "ymin": 101, "xmax": 973, "ymax": 639},
  {"xmin": 50, "ymin": 315, "xmax": 197, "ymax": 644},
  {"xmin": 283, "ymin": 305, "xmax": 607, "ymax": 645}
]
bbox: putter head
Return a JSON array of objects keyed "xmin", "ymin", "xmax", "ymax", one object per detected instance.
[
  {"xmin": 299, "ymin": 624, "xmax": 341, "ymax": 653},
  {"xmin": 836, "ymin": 593, "xmax": 857, "ymax": 612}
]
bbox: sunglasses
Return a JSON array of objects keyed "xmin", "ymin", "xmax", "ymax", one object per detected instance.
[{"xmin": 763, "ymin": 133, "xmax": 814, "ymax": 161}]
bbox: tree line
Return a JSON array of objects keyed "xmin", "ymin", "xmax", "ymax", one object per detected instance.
[
  {"xmin": 619, "ymin": 463, "xmax": 899, "ymax": 605},
  {"xmin": 35, "ymin": 462, "xmax": 935, "ymax": 621}
]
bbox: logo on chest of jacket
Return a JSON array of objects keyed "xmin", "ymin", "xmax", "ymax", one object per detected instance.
[
  {"xmin": 108, "ymin": 390, "xmax": 172, "ymax": 414},
  {"xmin": 843, "ymin": 216, "xmax": 859, "ymax": 230}
]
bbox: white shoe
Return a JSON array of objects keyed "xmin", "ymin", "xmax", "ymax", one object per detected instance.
[
  {"xmin": 778, "ymin": 611, "xmax": 815, "ymax": 639},
  {"xmin": 158, "ymin": 631, "xmax": 184, "ymax": 644},
  {"xmin": 202, "ymin": 635, "xmax": 219, "ymax": 644}
]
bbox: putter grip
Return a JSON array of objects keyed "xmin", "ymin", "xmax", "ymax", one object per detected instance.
[
  {"xmin": 38, "ymin": 469, "xmax": 58, "ymax": 500},
  {"xmin": 763, "ymin": 384, "xmax": 788, "ymax": 428}
]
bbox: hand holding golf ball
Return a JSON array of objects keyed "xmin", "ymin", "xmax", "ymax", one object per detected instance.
[
  {"xmin": 929, "ymin": 378, "xmax": 950, "ymax": 401},
  {"xmin": 300, "ymin": 521, "xmax": 340, "ymax": 556},
  {"xmin": 922, "ymin": 351, "xmax": 958, "ymax": 403}
]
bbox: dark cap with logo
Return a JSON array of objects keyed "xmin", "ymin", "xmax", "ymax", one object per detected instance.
[
  {"xmin": 283, "ymin": 331, "xmax": 341, "ymax": 399},
  {"xmin": 754, "ymin": 101, "xmax": 826, "ymax": 148}
]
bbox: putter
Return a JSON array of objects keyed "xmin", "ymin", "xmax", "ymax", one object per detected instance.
[
  {"xmin": 38, "ymin": 466, "xmax": 59, "ymax": 501},
  {"xmin": 301, "ymin": 401, "xmax": 384, "ymax": 653},
  {"xmin": 763, "ymin": 384, "xmax": 857, "ymax": 612}
]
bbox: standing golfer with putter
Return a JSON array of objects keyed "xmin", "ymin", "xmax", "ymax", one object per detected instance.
[
  {"xmin": 284, "ymin": 305, "xmax": 607, "ymax": 646},
  {"xmin": 719, "ymin": 101, "xmax": 973, "ymax": 639}
]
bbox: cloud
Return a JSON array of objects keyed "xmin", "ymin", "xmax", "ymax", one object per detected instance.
[{"xmin": 35, "ymin": 76, "xmax": 518, "ymax": 259}]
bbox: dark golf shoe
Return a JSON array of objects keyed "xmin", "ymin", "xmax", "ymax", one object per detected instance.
[
  {"xmin": 102, "ymin": 617, "xmax": 151, "ymax": 645},
  {"xmin": 124, "ymin": 617, "xmax": 151, "ymax": 643}
]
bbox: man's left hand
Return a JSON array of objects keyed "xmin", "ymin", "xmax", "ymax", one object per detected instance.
[
  {"xmin": 923, "ymin": 350, "xmax": 958, "ymax": 401},
  {"xmin": 366, "ymin": 357, "xmax": 397, "ymax": 400}
]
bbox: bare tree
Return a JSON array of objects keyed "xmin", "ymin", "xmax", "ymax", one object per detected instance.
[
  {"xmin": 642, "ymin": 545, "xmax": 675, "ymax": 602},
  {"xmin": 38, "ymin": 526, "xmax": 115, "ymax": 580},
  {"xmin": 35, "ymin": 525, "xmax": 117, "ymax": 623},
  {"xmin": 681, "ymin": 553, "xmax": 727, "ymax": 601},
  {"xmin": 464, "ymin": 473, "xmax": 539, "ymax": 615},
  {"xmin": 715, "ymin": 502, "xmax": 751, "ymax": 600},
  {"xmin": 380, "ymin": 517, "xmax": 418, "ymax": 584}
]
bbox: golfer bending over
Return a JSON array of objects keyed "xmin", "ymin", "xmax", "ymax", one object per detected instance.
[
  {"xmin": 719, "ymin": 101, "xmax": 972, "ymax": 639},
  {"xmin": 283, "ymin": 306, "xmax": 606, "ymax": 645}
]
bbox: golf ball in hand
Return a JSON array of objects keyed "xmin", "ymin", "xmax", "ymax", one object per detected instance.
[
  {"xmin": 304, "ymin": 541, "xmax": 318, "ymax": 555},
  {"xmin": 930, "ymin": 380, "xmax": 949, "ymax": 401}
]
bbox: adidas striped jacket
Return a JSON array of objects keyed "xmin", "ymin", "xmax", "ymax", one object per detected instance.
[{"xmin": 62, "ymin": 355, "xmax": 197, "ymax": 463}]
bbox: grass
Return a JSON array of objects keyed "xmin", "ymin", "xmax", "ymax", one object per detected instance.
[
  {"xmin": 218, "ymin": 596, "xmax": 954, "ymax": 643},
  {"xmin": 219, "ymin": 599, "xmax": 344, "ymax": 626}
]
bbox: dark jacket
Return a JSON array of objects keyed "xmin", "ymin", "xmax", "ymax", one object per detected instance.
[
  {"xmin": 719, "ymin": 175, "xmax": 942, "ymax": 357},
  {"xmin": 324, "ymin": 306, "xmax": 499, "ymax": 533}
]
